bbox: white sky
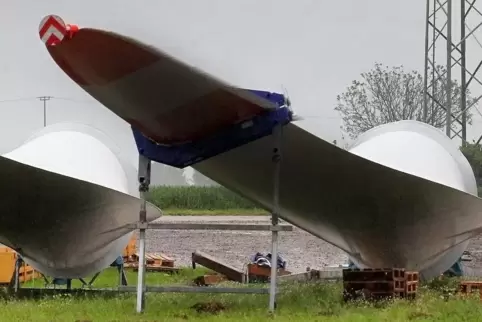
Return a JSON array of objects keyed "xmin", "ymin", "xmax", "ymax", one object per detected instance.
[{"xmin": 2, "ymin": 0, "xmax": 482, "ymax": 168}]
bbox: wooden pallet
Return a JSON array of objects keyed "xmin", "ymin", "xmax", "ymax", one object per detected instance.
[
  {"xmin": 194, "ymin": 274, "xmax": 227, "ymax": 286},
  {"xmin": 247, "ymin": 263, "xmax": 291, "ymax": 282},
  {"xmin": 121, "ymin": 234, "xmax": 176, "ymax": 270},
  {"xmin": 124, "ymin": 252, "xmax": 177, "ymax": 273},
  {"xmin": 459, "ymin": 281, "xmax": 482, "ymax": 300}
]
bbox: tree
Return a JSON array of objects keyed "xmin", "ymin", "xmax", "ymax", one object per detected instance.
[
  {"xmin": 460, "ymin": 143, "xmax": 482, "ymax": 196},
  {"xmin": 335, "ymin": 63, "xmax": 474, "ymax": 139}
]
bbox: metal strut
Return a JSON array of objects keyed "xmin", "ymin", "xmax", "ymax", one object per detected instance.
[
  {"xmin": 13, "ymin": 255, "xmax": 22, "ymax": 292},
  {"xmin": 136, "ymin": 154, "xmax": 151, "ymax": 313},
  {"xmin": 269, "ymin": 123, "xmax": 283, "ymax": 312}
]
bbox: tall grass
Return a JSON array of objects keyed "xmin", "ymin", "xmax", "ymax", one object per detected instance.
[
  {"xmin": 148, "ymin": 186, "xmax": 258, "ymax": 210},
  {"xmin": 8, "ymin": 269, "xmax": 482, "ymax": 321}
]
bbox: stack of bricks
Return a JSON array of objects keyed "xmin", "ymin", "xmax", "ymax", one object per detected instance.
[{"xmin": 342, "ymin": 268, "xmax": 419, "ymax": 301}]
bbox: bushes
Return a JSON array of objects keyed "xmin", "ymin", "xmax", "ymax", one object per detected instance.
[{"xmin": 148, "ymin": 186, "xmax": 258, "ymax": 210}]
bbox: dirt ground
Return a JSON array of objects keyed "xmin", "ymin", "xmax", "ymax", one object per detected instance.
[{"xmin": 142, "ymin": 215, "xmax": 482, "ymax": 273}]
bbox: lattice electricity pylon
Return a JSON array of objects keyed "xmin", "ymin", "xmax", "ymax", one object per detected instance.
[{"xmin": 423, "ymin": 0, "xmax": 482, "ymax": 143}]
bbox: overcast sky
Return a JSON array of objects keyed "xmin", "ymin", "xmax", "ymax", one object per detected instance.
[{"xmin": 2, "ymin": 0, "xmax": 482, "ymax": 169}]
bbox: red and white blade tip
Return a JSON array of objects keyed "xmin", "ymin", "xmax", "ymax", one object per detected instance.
[{"xmin": 39, "ymin": 15, "xmax": 79, "ymax": 46}]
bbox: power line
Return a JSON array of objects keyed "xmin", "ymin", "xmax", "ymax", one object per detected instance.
[
  {"xmin": 51, "ymin": 96, "xmax": 98, "ymax": 104},
  {"xmin": 0, "ymin": 96, "xmax": 97, "ymax": 105},
  {"xmin": 0, "ymin": 97, "xmax": 38, "ymax": 104},
  {"xmin": 0, "ymin": 95, "xmax": 99, "ymax": 128}
]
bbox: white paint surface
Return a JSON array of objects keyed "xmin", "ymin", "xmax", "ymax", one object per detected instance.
[
  {"xmin": 349, "ymin": 120, "xmax": 477, "ymax": 195},
  {"xmin": 3, "ymin": 128, "xmax": 129, "ymax": 195},
  {"xmin": 0, "ymin": 124, "xmax": 136, "ymax": 277}
]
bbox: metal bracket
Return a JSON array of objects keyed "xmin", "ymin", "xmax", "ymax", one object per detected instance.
[
  {"xmin": 270, "ymin": 225, "xmax": 285, "ymax": 232},
  {"xmin": 139, "ymin": 182, "xmax": 150, "ymax": 193},
  {"xmin": 138, "ymin": 154, "xmax": 151, "ymax": 191}
]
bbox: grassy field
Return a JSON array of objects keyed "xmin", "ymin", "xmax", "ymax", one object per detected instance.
[
  {"xmin": 2, "ymin": 268, "xmax": 482, "ymax": 321},
  {"xmin": 148, "ymin": 186, "xmax": 267, "ymax": 215},
  {"xmin": 4, "ymin": 186, "xmax": 479, "ymax": 320}
]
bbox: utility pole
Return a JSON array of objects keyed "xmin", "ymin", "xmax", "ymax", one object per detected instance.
[{"xmin": 38, "ymin": 96, "xmax": 52, "ymax": 127}]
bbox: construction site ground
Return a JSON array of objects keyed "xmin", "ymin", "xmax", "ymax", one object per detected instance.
[{"xmin": 143, "ymin": 215, "xmax": 482, "ymax": 274}]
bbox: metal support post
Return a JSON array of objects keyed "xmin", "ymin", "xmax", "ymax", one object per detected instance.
[
  {"xmin": 460, "ymin": 0, "xmax": 467, "ymax": 145},
  {"xmin": 445, "ymin": 0, "xmax": 453, "ymax": 137},
  {"xmin": 40, "ymin": 273, "xmax": 50, "ymax": 287},
  {"xmin": 87, "ymin": 272, "xmax": 101, "ymax": 286},
  {"xmin": 269, "ymin": 123, "xmax": 283, "ymax": 312},
  {"xmin": 422, "ymin": 0, "xmax": 430, "ymax": 123},
  {"xmin": 119, "ymin": 263, "xmax": 128, "ymax": 287},
  {"xmin": 13, "ymin": 256, "xmax": 22, "ymax": 292},
  {"xmin": 136, "ymin": 154, "xmax": 151, "ymax": 313}
]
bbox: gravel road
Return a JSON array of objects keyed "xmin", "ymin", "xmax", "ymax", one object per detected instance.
[
  {"xmin": 141, "ymin": 215, "xmax": 482, "ymax": 274},
  {"xmin": 143, "ymin": 215, "xmax": 345, "ymax": 273}
]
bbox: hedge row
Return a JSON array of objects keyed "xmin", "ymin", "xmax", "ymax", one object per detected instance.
[{"xmin": 147, "ymin": 186, "xmax": 258, "ymax": 210}]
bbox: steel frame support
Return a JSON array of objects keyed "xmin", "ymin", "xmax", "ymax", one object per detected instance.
[
  {"xmin": 136, "ymin": 154, "xmax": 151, "ymax": 313},
  {"xmin": 127, "ymin": 223, "xmax": 292, "ymax": 231},
  {"xmin": 13, "ymin": 255, "xmax": 22, "ymax": 292},
  {"xmin": 423, "ymin": 0, "xmax": 482, "ymax": 143},
  {"xmin": 269, "ymin": 123, "xmax": 282, "ymax": 312},
  {"xmin": 133, "ymin": 123, "xmax": 285, "ymax": 313}
]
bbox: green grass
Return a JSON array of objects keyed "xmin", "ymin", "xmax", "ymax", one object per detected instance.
[
  {"xmin": 3, "ymin": 269, "xmax": 482, "ymax": 321},
  {"xmin": 148, "ymin": 186, "xmax": 264, "ymax": 215},
  {"xmin": 162, "ymin": 208, "xmax": 268, "ymax": 216},
  {"xmin": 22, "ymin": 267, "xmax": 210, "ymax": 289}
]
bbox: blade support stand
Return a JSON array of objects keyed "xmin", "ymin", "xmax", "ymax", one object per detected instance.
[
  {"xmin": 269, "ymin": 122, "xmax": 283, "ymax": 312},
  {"xmin": 136, "ymin": 154, "xmax": 151, "ymax": 313},
  {"xmin": 131, "ymin": 90, "xmax": 292, "ymax": 314}
]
